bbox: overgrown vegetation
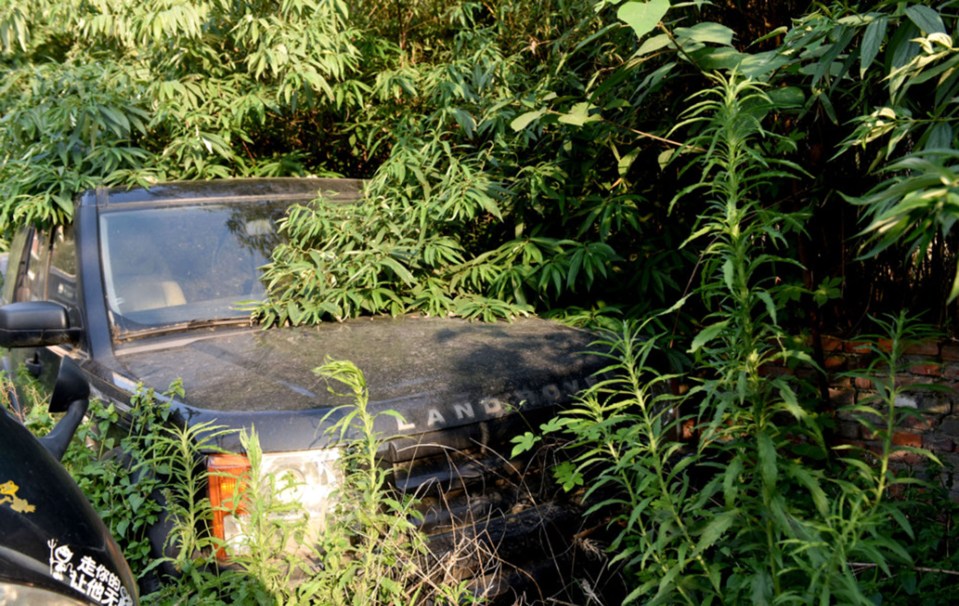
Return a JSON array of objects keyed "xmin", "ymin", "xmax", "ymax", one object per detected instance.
[
  {"xmin": 519, "ymin": 311, "xmax": 959, "ymax": 604},
  {"xmin": 5, "ymin": 0, "xmax": 959, "ymax": 603},
  {"xmin": 11, "ymin": 363, "xmax": 476, "ymax": 605},
  {"xmin": 514, "ymin": 65, "xmax": 956, "ymax": 601},
  {"xmin": 2, "ymin": 0, "xmax": 957, "ymax": 329}
]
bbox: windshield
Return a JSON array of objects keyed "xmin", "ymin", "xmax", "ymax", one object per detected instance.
[{"xmin": 100, "ymin": 200, "xmax": 290, "ymax": 334}]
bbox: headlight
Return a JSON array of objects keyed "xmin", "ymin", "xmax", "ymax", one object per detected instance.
[{"xmin": 207, "ymin": 449, "xmax": 341, "ymax": 559}]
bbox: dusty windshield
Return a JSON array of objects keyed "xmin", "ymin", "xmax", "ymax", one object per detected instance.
[{"xmin": 100, "ymin": 200, "xmax": 289, "ymax": 333}]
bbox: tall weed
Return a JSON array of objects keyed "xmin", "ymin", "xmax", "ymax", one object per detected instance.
[
  {"xmin": 295, "ymin": 358, "xmax": 476, "ymax": 605},
  {"xmin": 519, "ymin": 72, "xmax": 942, "ymax": 604}
]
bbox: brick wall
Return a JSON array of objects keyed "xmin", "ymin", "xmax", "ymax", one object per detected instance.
[{"xmin": 821, "ymin": 336, "xmax": 959, "ymax": 497}]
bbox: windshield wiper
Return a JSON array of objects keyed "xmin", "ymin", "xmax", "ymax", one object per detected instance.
[{"xmin": 114, "ymin": 317, "xmax": 255, "ymax": 342}]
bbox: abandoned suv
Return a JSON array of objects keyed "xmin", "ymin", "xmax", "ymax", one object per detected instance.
[{"xmin": 0, "ymin": 178, "xmax": 612, "ymax": 602}]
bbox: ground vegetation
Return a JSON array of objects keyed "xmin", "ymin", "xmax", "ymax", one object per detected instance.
[{"xmin": 4, "ymin": 0, "xmax": 959, "ymax": 603}]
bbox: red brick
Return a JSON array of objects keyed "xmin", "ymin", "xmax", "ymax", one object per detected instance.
[
  {"xmin": 855, "ymin": 376, "xmax": 875, "ymax": 390},
  {"xmin": 820, "ymin": 335, "xmax": 843, "ymax": 353},
  {"xmin": 829, "ymin": 387, "xmax": 855, "ymax": 407},
  {"xmin": 904, "ymin": 340, "xmax": 940, "ymax": 357},
  {"xmin": 830, "ymin": 376, "xmax": 852, "ymax": 388},
  {"xmin": 823, "ymin": 355, "xmax": 846, "ymax": 370},
  {"xmin": 670, "ymin": 379, "xmax": 691, "ymax": 396},
  {"xmin": 892, "ymin": 431, "xmax": 922, "ymax": 448},
  {"xmin": 909, "ymin": 363, "xmax": 941, "ymax": 377},
  {"xmin": 889, "ymin": 450, "xmax": 925, "ymax": 465},
  {"xmin": 942, "ymin": 343, "xmax": 959, "ymax": 362},
  {"xmin": 902, "ymin": 379, "xmax": 939, "ymax": 393},
  {"xmin": 845, "ymin": 341, "xmax": 873, "ymax": 354}
]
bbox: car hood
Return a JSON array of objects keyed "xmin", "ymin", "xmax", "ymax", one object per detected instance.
[{"xmin": 112, "ymin": 316, "xmax": 603, "ymax": 451}]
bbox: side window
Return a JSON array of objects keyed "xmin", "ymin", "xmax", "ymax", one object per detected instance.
[
  {"xmin": 1, "ymin": 230, "xmax": 31, "ymax": 304},
  {"xmin": 21, "ymin": 229, "xmax": 51, "ymax": 302},
  {"xmin": 7, "ymin": 226, "xmax": 78, "ymax": 319},
  {"xmin": 49, "ymin": 225, "xmax": 79, "ymax": 324}
]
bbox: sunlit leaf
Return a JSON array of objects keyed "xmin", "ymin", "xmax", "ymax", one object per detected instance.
[
  {"xmin": 617, "ymin": 0, "xmax": 670, "ymax": 41},
  {"xmin": 557, "ymin": 102, "xmax": 600, "ymax": 126}
]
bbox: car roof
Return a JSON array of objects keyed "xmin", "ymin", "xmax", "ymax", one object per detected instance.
[{"xmin": 78, "ymin": 177, "xmax": 365, "ymax": 209}]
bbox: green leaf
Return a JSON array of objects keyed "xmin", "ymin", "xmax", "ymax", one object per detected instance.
[
  {"xmin": 756, "ymin": 290, "xmax": 778, "ymax": 325},
  {"xmin": 766, "ymin": 85, "xmax": 805, "ymax": 109},
  {"xmin": 677, "ymin": 22, "xmax": 735, "ymax": 46},
  {"xmin": 787, "ymin": 464, "xmax": 828, "ymax": 517},
  {"xmin": 860, "ymin": 16, "xmax": 887, "ymax": 78},
  {"xmin": 618, "ymin": 147, "xmax": 642, "ymax": 177},
  {"xmin": 694, "ymin": 509, "xmax": 737, "ymax": 556},
  {"xmin": 557, "ymin": 102, "xmax": 599, "ymax": 126},
  {"xmin": 693, "ymin": 47, "xmax": 745, "ymax": 71},
  {"xmin": 904, "ymin": 5, "xmax": 946, "ymax": 35},
  {"xmin": 750, "ymin": 570, "xmax": 774, "ymax": 605},
  {"xmin": 737, "ymin": 51, "xmax": 790, "ymax": 78},
  {"xmin": 636, "ymin": 33, "xmax": 671, "ymax": 56},
  {"xmin": 617, "ymin": 0, "xmax": 670, "ymax": 41},
  {"xmin": 758, "ymin": 432, "xmax": 778, "ymax": 487},
  {"xmin": 890, "ymin": 22, "xmax": 921, "ymax": 70},
  {"xmin": 553, "ymin": 461, "xmax": 584, "ymax": 492},
  {"xmin": 510, "ymin": 109, "xmax": 546, "ymax": 132},
  {"xmin": 722, "ymin": 258, "xmax": 735, "ymax": 292},
  {"xmin": 689, "ymin": 320, "xmax": 729, "ymax": 353},
  {"xmin": 924, "ymin": 122, "xmax": 954, "ymax": 150},
  {"xmin": 509, "ymin": 432, "xmax": 540, "ymax": 458}
]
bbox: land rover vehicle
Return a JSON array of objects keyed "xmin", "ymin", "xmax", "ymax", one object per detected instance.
[
  {"xmin": 0, "ymin": 178, "xmax": 613, "ymax": 602},
  {"xmin": 0, "ymin": 362, "xmax": 138, "ymax": 606}
]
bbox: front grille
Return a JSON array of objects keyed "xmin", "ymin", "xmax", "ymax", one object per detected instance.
[{"xmin": 384, "ymin": 421, "xmax": 624, "ymax": 605}]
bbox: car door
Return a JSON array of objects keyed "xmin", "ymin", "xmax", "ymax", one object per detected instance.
[{"xmin": 1, "ymin": 225, "xmax": 84, "ymax": 412}]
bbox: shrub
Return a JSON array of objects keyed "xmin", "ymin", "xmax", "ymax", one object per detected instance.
[{"xmin": 51, "ymin": 365, "xmax": 474, "ymax": 605}]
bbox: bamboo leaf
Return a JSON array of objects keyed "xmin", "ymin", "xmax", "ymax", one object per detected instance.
[
  {"xmin": 905, "ymin": 5, "xmax": 946, "ymax": 35},
  {"xmin": 860, "ymin": 16, "xmax": 887, "ymax": 78},
  {"xmin": 510, "ymin": 109, "xmax": 546, "ymax": 131}
]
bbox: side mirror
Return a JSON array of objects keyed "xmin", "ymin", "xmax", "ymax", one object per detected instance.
[{"xmin": 0, "ymin": 301, "xmax": 81, "ymax": 348}]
